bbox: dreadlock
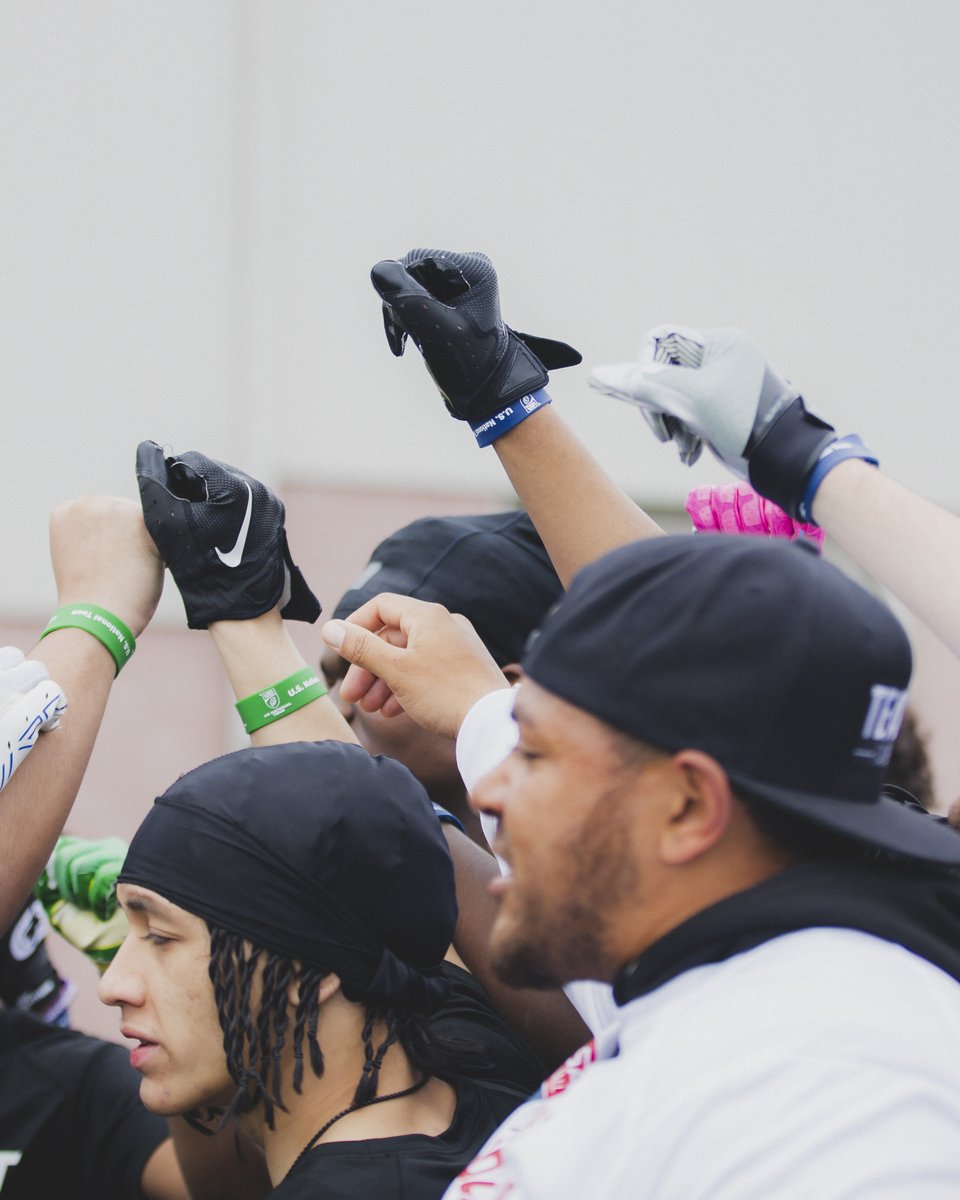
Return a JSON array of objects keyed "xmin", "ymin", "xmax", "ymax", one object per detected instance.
[{"xmin": 199, "ymin": 923, "xmax": 476, "ymax": 1133}]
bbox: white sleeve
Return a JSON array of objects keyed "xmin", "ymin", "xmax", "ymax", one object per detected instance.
[
  {"xmin": 455, "ymin": 686, "xmax": 518, "ymax": 792},
  {"xmin": 455, "ymin": 687, "xmax": 519, "ymax": 855}
]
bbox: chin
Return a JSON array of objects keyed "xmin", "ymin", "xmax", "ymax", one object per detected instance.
[
  {"xmin": 138, "ymin": 1079, "xmax": 184, "ymax": 1117},
  {"xmin": 139, "ymin": 1077, "xmax": 230, "ymax": 1119},
  {"xmin": 489, "ymin": 918, "xmax": 564, "ymax": 991}
]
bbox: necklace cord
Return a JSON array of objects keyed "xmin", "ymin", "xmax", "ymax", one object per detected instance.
[{"xmin": 286, "ymin": 1074, "xmax": 430, "ymax": 1179}]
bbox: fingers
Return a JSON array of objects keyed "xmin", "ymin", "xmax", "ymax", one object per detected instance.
[
  {"xmin": 329, "ymin": 591, "xmax": 428, "ymax": 637},
  {"xmin": 0, "ymin": 646, "xmax": 27, "ymax": 673},
  {"xmin": 371, "ymin": 259, "xmax": 431, "ymax": 304},
  {"xmin": 134, "ymin": 439, "xmax": 169, "ymax": 487},
  {"xmin": 321, "ymin": 614, "xmax": 404, "ymax": 706},
  {"xmin": 0, "ymin": 656, "xmax": 49, "ymax": 710}
]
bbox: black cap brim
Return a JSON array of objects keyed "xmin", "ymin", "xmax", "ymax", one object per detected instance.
[{"xmin": 727, "ymin": 770, "xmax": 960, "ymax": 866}]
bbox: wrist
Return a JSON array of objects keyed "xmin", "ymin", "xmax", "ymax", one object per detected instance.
[
  {"xmin": 40, "ymin": 604, "xmax": 136, "ymax": 676},
  {"xmin": 809, "ymin": 455, "xmax": 879, "ymax": 526},
  {"xmin": 209, "ymin": 610, "xmax": 309, "ymax": 702},
  {"xmin": 470, "ymin": 389, "xmax": 552, "ymax": 447},
  {"xmin": 235, "ymin": 667, "xmax": 328, "ymax": 734},
  {"xmin": 796, "ymin": 435, "xmax": 879, "ymax": 523}
]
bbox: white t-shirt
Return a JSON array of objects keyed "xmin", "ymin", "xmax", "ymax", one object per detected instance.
[
  {"xmin": 444, "ymin": 926, "xmax": 960, "ymax": 1198},
  {"xmin": 451, "ymin": 690, "xmax": 960, "ymax": 1197}
]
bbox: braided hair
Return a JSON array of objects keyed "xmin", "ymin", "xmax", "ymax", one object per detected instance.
[{"xmin": 198, "ymin": 922, "xmax": 470, "ymax": 1132}]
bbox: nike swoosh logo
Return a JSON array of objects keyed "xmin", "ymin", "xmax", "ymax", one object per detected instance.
[{"xmin": 215, "ymin": 482, "xmax": 253, "ymax": 568}]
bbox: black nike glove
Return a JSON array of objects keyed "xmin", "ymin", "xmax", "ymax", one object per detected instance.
[
  {"xmin": 136, "ymin": 441, "xmax": 321, "ymax": 630},
  {"xmin": 370, "ymin": 250, "xmax": 581, "ymax": 436}
]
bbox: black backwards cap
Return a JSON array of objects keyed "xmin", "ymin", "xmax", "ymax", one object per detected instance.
[
  {"xmin": 523, "ymin": 534, "xmax": 960, "ymax": 866},
  {"xmin": 118, "ymin": 741, "xmax": 457, "ymax": 1010},
  {"xmin": 333, "ymin": 511, "xmax": 562, "ymax": 667}
]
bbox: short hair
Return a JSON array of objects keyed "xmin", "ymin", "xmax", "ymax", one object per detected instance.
[
  {"xmin": 884, "ymin": 707, "xmax": 934, "ymax": 811},
  {"xmin": 737, "ymin": 791, "xmax": 893, "ymax": 864}
]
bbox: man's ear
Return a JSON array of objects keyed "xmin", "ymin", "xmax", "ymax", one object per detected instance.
[
  {"xmin": 501, "ymin": 662, "xmax": 522, "ymax": 685},
  {"xmin": 287, "ymin": 971, "xmax": 342, "ymax": 1010},
  {"xmin": 658, "ymin": 750, "xmax": 736, "ymax": 866}
]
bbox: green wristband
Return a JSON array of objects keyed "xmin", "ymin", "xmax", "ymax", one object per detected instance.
[
  {"xmin": 235, "ymin": 668, "xmax": 327, "ymax": 734},
  {"xmin": 40, "ymin": 604, "xmax": 136, "ymax": 677}
]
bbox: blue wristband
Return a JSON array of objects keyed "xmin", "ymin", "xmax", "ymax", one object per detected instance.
[
  {"xmin": 432, "ymin": 803, "xmax": 466, "ymax": 834},
  {"xmin": 470, "ymin": 389, "xmax": 552, "ymax": 447},
  {"xmin": 798, "ymin": 435, "xmax": 879, "ymax": 523}
]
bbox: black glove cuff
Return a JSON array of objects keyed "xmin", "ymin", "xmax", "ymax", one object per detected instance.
[
  {"xmin": 451, "ymin": 332, "xmax": 549, "ymax": 423},
  {"xmin": 747, "ymin": 394, "xmax": 837, "ymax": 519}
]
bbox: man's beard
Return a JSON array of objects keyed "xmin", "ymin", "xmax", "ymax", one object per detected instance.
[{"xmin": 490, "ymin": 783, "xmax": 640, "ymax": 990}]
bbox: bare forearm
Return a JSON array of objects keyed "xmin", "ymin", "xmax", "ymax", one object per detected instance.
[
  {"xmin": 493, "ymin": 407, "xmax": 664, "ymax": 587},
  {"xmin": 0, "ymin": 631, "xmax": 115, "ymax": 931},
  {"xmin": 208, "ymin": 612, "xmax": 358, "ymax": 747},
  {"xmin": 813, "ymin": 461, "xmax": 960, "ymax": 657}
]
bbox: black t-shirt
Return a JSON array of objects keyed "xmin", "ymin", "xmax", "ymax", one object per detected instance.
[
  {"xmin": 272, "ymin": 963, "xmax": 543, "ymax": 1199},
  {"xmin": 0, "ymin": 1008, "xmax": 168, "ymax": 1199}
]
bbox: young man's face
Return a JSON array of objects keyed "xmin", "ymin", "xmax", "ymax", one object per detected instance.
[
  {"xmin": 473, "ymin": 679, "xmax": 667, "ymax": 989},
  {"xmin": 100, "ymin": 885, "xmax": 233, "ymax": 1116}
]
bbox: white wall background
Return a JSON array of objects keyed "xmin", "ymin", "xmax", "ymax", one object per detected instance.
[{"xmin": 3, "ymin": 0, "xmax": 960, "ymax": 616}]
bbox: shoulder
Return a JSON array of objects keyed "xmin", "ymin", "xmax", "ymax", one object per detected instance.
[{"xmin": 431, "ymin": 962, "xmax": 544, "ymax": 1095}]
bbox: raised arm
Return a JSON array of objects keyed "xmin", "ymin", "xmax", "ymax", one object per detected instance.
[
  {"xmin": 371, "ymin": 249, "xmax": 663, "ymax": 586},
  {"xmin": 0, "ymin": 497, "xmax": 162, "ymax": 931},
  {"xmin": 811, "ymin": 460, "xmax": 960, "ymax": 657}
]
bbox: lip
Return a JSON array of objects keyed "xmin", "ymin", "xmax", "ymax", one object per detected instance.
[
  {"xmin": 121, "ymin": 1026, "xmax": 160, "ymax": 1071},
  {"xmin": 487, "ymin": 874, "xmax": 511, "ymax": 898},
  {"xmin": 120, "ymin": 1025, "xmax": 153, "ymax": 1043},
  {"xmin": 129, "ymin": 1041, "xmax": 159, "ymax": 1070}
]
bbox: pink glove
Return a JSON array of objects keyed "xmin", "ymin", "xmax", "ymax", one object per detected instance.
[{"xmin": 685, "ymin": 483, "xmax": 825, "ymax": 550}]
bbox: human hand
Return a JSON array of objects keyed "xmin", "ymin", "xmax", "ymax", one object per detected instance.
[
  {"xmin": 686, "ymin": 482, "xmax": 825, "ymax": 549},
  {"xmin": 370, "ymin": 249, "xmax": 580, "ymax": 429},
  {"xmin": 136, "ymin": 441, "xmax": 321, "ymax": 630},
  {"xmin": 50, "ymin": 496, "xmax": 164, "ymax": 638},
  {"xmin": 0, "ymin": 647, "xmax": 67, "ymax": 793},
  {"xmin": 590, "ymin": 326, "xmax": 873, "ymax": 520},
  {"xmin": 321, "ymin": 593, "xmax": 509, "ymax": 740}
]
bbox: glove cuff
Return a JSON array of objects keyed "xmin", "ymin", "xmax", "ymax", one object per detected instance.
[
  {"xmin": 747, "ymin": 394, "xmax": 838, "ymax": 518},
  {"xmin": 470, "ymin": 389, "xmax": 551, "ymax": 447}
]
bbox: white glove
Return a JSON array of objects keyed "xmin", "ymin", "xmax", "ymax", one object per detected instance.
[
  {"xmin": 589, "ymin": 325, "xmax": 786, "ymax": 475},
  {"xmin": 0, "ymin": 647, "xmax": 67, "ymax": 793}
]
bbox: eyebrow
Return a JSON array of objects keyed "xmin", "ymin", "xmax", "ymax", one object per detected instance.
[{"xmin": 120, "ymin": 892, "xmax": 176, "ymax": 919}]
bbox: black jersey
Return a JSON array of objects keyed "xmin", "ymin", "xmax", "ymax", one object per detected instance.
[
  {"xmin": 0, "ymin": 1008, "xmax": 167, "ymax": 1199},
  {"xmin": 271, "ymin": 963, "xmax": 543, "ymax": 1199}
]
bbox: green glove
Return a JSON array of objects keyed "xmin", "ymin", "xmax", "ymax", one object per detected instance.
[
  {"xmin": 44, "ymin": 902, "xmax": 128, "ymax": 971},
  {"xmin": 36, "ymin": 836, "xmax": 129, "ymax": 970},
  {"xmin": 36, "ymin": 835, "xmax": 128, "ymax": 921}
]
